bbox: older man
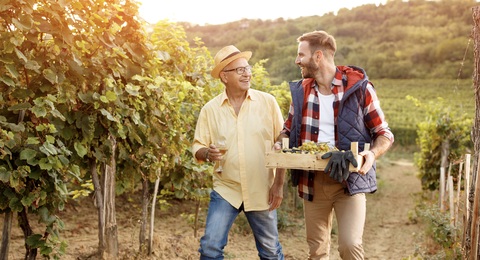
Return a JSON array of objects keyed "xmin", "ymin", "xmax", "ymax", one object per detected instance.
[{"xmin": 192, "ymin": 45, "xmax": 285, "ymax": 260}]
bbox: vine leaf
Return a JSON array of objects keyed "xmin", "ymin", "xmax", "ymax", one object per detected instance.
[
  {"xmin": 14, "ymin": 47, "xmax": 28, "ymax": 62},
  {"xmin": 8, "ymin": 102, "xmax": 31, "ymax": 111},
  {"xmin": 26, "ymin": 234, "xmax": 43, "ymax": 247},
  {"xmin": 0, "ymin": 75, "xmax": 15, "ymax": 86},
  {"xmin": 74, "ymin": 142, "xmax": 87, "ymax": 158},
  {"xmin": 20, "ymin": 148, "xmax": 37, "ymax": 161},
  {"xmin": 100, "ymin": 108, "xmax": 118, "ymax": 122},
  {"xmin": 0, "ymin": 166, "xmax": 10, "ymax": 182}
]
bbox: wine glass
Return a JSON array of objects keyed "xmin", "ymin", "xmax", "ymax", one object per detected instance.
[{"xmin": 215, "ymin": 139, "xmax": 228, "ymax": 173}]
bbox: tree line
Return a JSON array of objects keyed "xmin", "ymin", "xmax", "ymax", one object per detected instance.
[{"xmin": 182, "ymin": 0, "xmax": 477, "ymax": 84}]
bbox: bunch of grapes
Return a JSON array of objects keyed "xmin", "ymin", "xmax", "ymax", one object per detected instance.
[{"xmin": 283, "ymin": 141, "xmax": 337, "ymax": 154}]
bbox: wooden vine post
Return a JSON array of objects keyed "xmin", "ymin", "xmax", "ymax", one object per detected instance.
[
  {"xmin": 104, "ymin": 135, "xmax": 118, "ymax": 258},
  {"xmin": 466, "ymin": 6, "xmax": 480, "ymax": 259}
]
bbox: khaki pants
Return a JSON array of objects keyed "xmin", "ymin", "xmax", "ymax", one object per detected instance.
[{"xmin": 304, "ymin": 172, "xmax": 366, "ymax": 260}]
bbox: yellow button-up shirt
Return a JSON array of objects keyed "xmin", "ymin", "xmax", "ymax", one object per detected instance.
[{"xmin": 192, "ymin": 89, "xmax": 284, "ymax": 211}]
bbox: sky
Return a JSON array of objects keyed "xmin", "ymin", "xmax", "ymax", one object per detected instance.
[{"xmin": 137, "ymin": 0, "xmax": 388, "ymax": 25}]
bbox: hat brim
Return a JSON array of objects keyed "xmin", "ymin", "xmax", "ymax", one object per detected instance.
[{"xmin": 211, "ymin": 51, "xmax": 252, "ymax": 78}]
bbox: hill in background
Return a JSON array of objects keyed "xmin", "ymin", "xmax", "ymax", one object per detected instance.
[{"xmin": 183, "ymin": 0, "xmax": 477, "ymax": 85}]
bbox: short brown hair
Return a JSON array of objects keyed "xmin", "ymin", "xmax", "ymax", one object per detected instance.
[{"xmin": 297, "ymin": 30, "xmax": 336, "ymax": 56}]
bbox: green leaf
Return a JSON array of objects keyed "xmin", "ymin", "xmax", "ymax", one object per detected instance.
[
  {"xmin": 125, "ymin": 83, "xmax": 140, "ymax": 96},
  {"xmin": 26, "ymin": 234, "xmax": 43, "ymax": 247},
  {"xmin": 58, "ymin": 200, "xmax": 65, "ymax": 211},
  {"xmin": 32, "ymin": 106, "xmax": 47, "ymax": 117},
  {"xmin": 71, "ymin": 165, "xmax": 81, "ymax": 176},
  {"xmin": 20, "ymin": 148, "xmax": 37, "ymax": 161},
  {"xmin": 29, "ymin": 170, "xmax": 41, "ymax": 180},
  {"xmin": 59, "ymin": 241, "xmax": 67, "ymax": 255},
  {"xmin": 8, "ymin": 102, "xmax": 32, "ymax": 111},
  {"xmin": 45, "ymin": 135, "xmax": 55, "ymax": 143},
  {"xmin": 173, "ymin": 181, "xmax": 182, "ymax": 189},
  {"xmin": 51, "ymin": 109, "xmax": 66, "ymax": 121},
  {"xmin": 147, "ymin": 83, "xmax": 159, "ymax": 90},
  {"xmin": 74, "ymin": 142, "xmax": 87, "ymax": 157},
  {"xmin": 43, "ymin": 68, "xmax": 58, "ymax": 84},
  {"xmin": 175, "ymin": 189, "xmax": 185, "ymax": 199},
  {"xmin": 116, "ymin": 123, "xmax": 126, "ymax": 139},
  {"xmin": 40, "ymin": 246, "xmax": 53, "ymax": 255},
  {"xmin": 6, "ymin": 64, "xmax": 19, "ymax": 78},
  {"xmin": 27, "ymin": 137, "xmax": 40, "ymax": 145},
  {"xmin": 0, "ymin": 75, "xmax": 15, "ymax": 87},
  {"xmin": 178, "ymin": 91, "xmax": 185, "ymax": 101},
  {"xmin": 4, "ymin": 139, "xmax": 16, "ymax": 149},
  {"xmin": 106, "ymin": 91, "xmax": 117, "ymax": 101},
  {"xmin": 58, "ymin": 126, "xmax": 74, "ymax": 139},
  {"xmin": 132, "ymin": 75, "xmax": 148, "ymax": 81},
  {"xmin": 131, "ymin": 111, "xmax": 143, "ymax": 126},
  {"xmin": 100, "ymin": 109, "xmax": 117, "ymax": 122},
  {"xmin": 36, "ymin": 124, "xmax": 47, "ymax": 132},
  {"xmin": 56, "ymin": 183, "xmax": 68, "ymax": 197},
  {"xmin": 58, "ymin": 155, "xmax": 69, "ymax": 165},
  {"xmin": 0, "ymin": 166, "xmax": 11, "ymax": 183},
  {"xmin": 14, "ymin": 48, "xmax": 28, "ymax": 63},
  {"xmin": 78, "ymin": 92, "xmax": 94, "ymax": 103},
  {"xmin": 40, "ymin": 143, "xmax": 57, "ymax": 156},
  {"xmin": 12, "ymin": 88, "xmax": 34, "ymax": 99},
  {"xmin": 68, "ymin": 165, "xmax": 81, "ymax": 181},
  {"xmin": 3, "ymin": 188, "xmax": 15, "ymax": 200},
  {"xmin": 1, "ymin": 121, "xmax": 25, "ymax": 132},
  {"xmin": 56, "ymin": 219, "xmax": 66, "ymax": 231},
  {"xmin": 21, "ymin": 193, "xmax": 36, "ymax": 207},
  {"xmin": 39, "ymin": 158, "xmax": 52, "ymax": 170},
  {"xmin": 38, "ymin": 205, "xmax": 56, "ymax": 225},
  {"xmin": 9, "ymin": 197, "xmax": 23, "ymax": 212},
  {"xmin": 24, "ymin": 60, "xmax": 41, "ymax": 72}
]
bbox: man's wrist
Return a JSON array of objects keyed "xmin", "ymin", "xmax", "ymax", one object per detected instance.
[{"xmin": 204, "ymin": 148, "xmax": 210, "ymax": 162}]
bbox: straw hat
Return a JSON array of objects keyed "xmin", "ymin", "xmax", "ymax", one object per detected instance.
[{"xmin": 211, "ymin": 45, "xmax": 252, "ymax": 78}]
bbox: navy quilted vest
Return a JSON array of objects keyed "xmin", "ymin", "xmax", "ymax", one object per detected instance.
[{"xmin": 288, "ymin": 66, "xmax": 377, "ymax": 195}]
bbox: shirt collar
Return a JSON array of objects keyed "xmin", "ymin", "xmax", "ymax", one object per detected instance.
[
  {"xmin": 331, "ymin": 67, "xmax": 344, "ymax": 88},
  {"xmin": 307, "ymin": 68, "xmax": 345, "ymax": 89},
  {"xmin": 220, "ymin": 89, "xmax": 254, "ymax": 105}
]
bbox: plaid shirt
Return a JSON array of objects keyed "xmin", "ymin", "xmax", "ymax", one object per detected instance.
[{"xmin": 281, "ymin": 66, "xmax": 394, "ymax": 200}]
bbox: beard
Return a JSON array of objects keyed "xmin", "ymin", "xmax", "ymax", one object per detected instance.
[{"xmin": 300, "ymin": 58, "xmax": 319, "ymax": 79}]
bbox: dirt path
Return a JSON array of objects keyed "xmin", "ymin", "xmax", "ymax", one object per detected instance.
[
  {"xmin": 3, "ymin": 155, "xmax": 422, "ymax": 259},
  {"xmin": 362, "ymin": 159, "xmax": 422, "ymax": 259},
  {"xmin": 274, "ymin": 157, "xmax": 422, "ymax": 260}
]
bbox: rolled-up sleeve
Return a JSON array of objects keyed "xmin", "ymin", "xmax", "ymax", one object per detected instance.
[
  {"xmin": 364, "ymin": 84, "xmax": 394, "ymax": 144},
  {"xmin": 192, "ymin": 107, "xmax": 212, "ymax": 163}
]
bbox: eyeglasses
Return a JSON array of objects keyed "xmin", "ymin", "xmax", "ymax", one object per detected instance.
[{"xmin": 223, "ymin": 65, "xmax": 252, "ymax": 75}]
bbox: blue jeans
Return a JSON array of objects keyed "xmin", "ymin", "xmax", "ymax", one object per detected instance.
[{"xmin": 199, "ymin": 190, "xmax": 284, "ymax": 260}]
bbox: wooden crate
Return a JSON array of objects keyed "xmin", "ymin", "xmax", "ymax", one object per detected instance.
[{"xmin": 264, "ymin": 139, "xmax": 367, "ymax": 171}]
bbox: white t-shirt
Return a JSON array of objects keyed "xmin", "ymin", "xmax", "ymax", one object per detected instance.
[{"xmin": 315, "ymin": 87, "xmax": 335, "ymax": 146}]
